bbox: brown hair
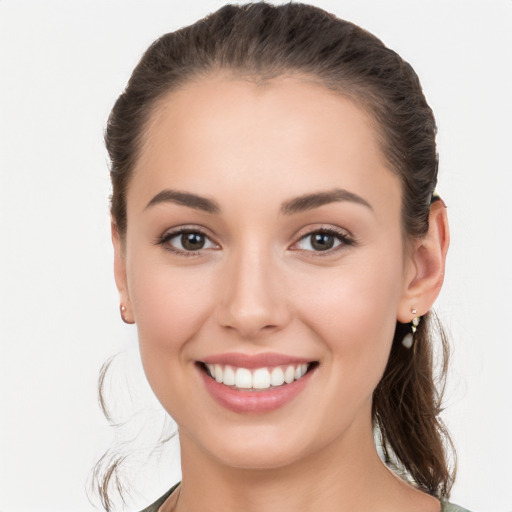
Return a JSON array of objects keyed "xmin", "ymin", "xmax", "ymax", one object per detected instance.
[{"xmin": 98, "ymin": 2, "xmax": 454, "ymax": 509}]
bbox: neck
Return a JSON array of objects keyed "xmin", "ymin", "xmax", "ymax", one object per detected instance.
[{"xmin": 167, "ymin": 419, "xmax": 436, "ymax": 512}]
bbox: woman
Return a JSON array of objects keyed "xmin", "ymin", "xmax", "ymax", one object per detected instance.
[{"xmin": 99, "ymin": 3, "xmax": 470, "ymax": 511}]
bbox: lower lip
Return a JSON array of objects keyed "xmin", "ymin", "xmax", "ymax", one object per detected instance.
[{"xmin": 199, "ymin": 366, "xmax": 315, "ymax": 414}]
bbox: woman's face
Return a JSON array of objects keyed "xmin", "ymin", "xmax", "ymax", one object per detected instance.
[{"xmin": 116, "ymin": 76, "xmax": 417, "ymax": 469}]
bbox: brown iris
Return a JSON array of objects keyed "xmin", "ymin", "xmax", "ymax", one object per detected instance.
[
  {"xmin": 310, "ymin": 232, "xmax": 335, "ymax": 251},
  {"xmin": 181, "ymin": 232, "xmax": 206, "ymax": 251}
]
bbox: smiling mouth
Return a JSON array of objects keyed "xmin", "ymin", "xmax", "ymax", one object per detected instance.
[{"xmin": 198, "ymin": 362, "xmax": 319, "ymax": 391}]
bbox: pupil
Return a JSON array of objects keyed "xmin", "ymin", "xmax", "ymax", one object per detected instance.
[
  {"xmin": 311, "ymin": 233, "xmax": 334, "ymax": 251},
  {"xmin": 182, "ymin": 232, "xmax": 205, "ymax": 250}
]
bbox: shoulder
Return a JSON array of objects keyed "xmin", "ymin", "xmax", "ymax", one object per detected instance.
[
  {"xmin": 138, "ymin": 483, "xmax": 180, "ymax": 512},
  {"xmin": 441, "ymin": 501, "xmax": 473, "ymax": 512},
  {"xmin": 138, "ymin": 487, "xmax": 473, "ymax": 512}
]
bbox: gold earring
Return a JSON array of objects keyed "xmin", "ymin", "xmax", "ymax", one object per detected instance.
[
  {"xmin": 402, "ymin": 308, "xmax": 420, "ymax": 349},
  {"xmin": 120, "ymin": 304, "xmax": 134, "ymax": 324}
]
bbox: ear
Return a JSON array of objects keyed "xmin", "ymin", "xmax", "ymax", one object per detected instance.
[
  {"xmin": 112, "ymin": 218, "xmax": 134, "ymax": 324},
  {"xmin": 397, "ymin": 200, "xmax": 450, "ymax": 323}
]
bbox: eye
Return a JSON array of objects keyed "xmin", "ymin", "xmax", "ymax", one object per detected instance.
[
  {"xmin": 293, "ymin": 228, "xmax": 353, "ymax": 253},
  {"xmin": 159, "ymin": 229, "xmax": 218, "ymax": 254}
]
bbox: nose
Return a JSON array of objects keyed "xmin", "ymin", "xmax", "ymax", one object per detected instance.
[{"xmin": 215, "ymin": 245, "xmax": 291, "ymax": 339}]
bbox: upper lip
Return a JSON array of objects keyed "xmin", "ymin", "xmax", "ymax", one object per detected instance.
[{"xmin": 200, "ymin": 352, "xmax": 314, "ymax": 369}]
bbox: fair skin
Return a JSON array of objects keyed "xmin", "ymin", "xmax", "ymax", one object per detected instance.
[{"xmin": 113, "ymin": 76, "xmax": 449, "ymax": 512}]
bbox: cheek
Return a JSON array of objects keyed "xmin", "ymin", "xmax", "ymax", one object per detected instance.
[
  {"xmin": 126, "ymin": 250, "xmax": 215, "ymax": 393},
  {"xmin": 293, "ymin": 251, "xmax": 404, "ymax": 388},
  {"xmin": 132, "ymin": 273, "xmax": 207, "ymax": 344}
]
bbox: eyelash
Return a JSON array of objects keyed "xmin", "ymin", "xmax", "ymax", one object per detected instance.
[{"xmin": 156, "ymin": 226, "xmax": 355, "ymax": 257}]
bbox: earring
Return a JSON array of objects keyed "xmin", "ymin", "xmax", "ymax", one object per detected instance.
[
  {"xmin": 402, "ymin": 308, "xmax": 420, "ymax": 349},
  {"xmin": 120, "ymin": 304, "xmax": 134, "ymax": 324}
]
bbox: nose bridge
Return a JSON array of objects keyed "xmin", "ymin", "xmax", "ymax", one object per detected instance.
[{"xmin": 217, "ymin": 238, "xmax": 288, "ymax": 337}]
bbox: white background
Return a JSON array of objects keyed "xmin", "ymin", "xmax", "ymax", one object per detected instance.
[{"xmin": 1, "ymin": 1, "xmax": 511, "ymax": 511}]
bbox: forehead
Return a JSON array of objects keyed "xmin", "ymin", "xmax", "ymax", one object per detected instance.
[{"xmin": 129, "ymin": 75, "xmax": 401, "ymax": 220}]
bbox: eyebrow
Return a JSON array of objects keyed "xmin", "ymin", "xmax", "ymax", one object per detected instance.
[
  {"xmin": 145, "ymin": 189, "xmax": 221, "ymax": 214},
  {"xmin": 280, "ymin": 188, "xmax": 372, "ymax": 215},
  {"xmin": 144, "ymin": 187, "xmax": 372, "ymax": 215}
]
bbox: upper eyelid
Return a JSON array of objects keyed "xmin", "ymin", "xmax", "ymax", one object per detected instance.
[
  {"xmin": 291, "ymin": 224, "xmax": 353, "ymax": 241},
  {"xmin": 160, "ymin": 224, "xmax": 215, "ymax": 239}
]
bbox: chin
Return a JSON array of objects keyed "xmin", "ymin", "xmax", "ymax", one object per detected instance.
[
  {"xmin": 189, "ymin": 420, "xmax": 329, "ymax": 472},
  {"xmin": 211, "ymin": 444, "xmax": 308, "ymax": 471}
]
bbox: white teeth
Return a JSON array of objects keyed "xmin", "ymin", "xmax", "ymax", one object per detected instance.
[
  {"xmin": 206, "ymin": 362, "xmax": 311, "ymax": 389},
  {"xmin": 284, "ymin": 365, "xmax": 295, "ymax": 384},
  {"xmin": 214, "ymin": 364, "xmax": 223, "ymax": 383},
  {"xmin": 235, "ymin": 368, "xmax": 253, "ymax": 389},
  {"xmin": 253, "ymin": 368, "xmax": 271, "ymax": 389},
  {"xmin": 270, "ymin": 367, "xmax": 285, "ymax": 386},
  {"xmin": 223, "ymin": 365, "xmax": 235, "ymax": 386}
]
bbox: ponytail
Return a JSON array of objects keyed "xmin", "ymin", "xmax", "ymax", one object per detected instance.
[{"xmin": 373, "ymin": 311, "xmax": 455, "ymax": 496}]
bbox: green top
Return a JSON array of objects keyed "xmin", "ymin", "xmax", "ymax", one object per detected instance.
[{"xmin": 139, "ymin": 483, "xmax": 472, "ymax": 512}]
